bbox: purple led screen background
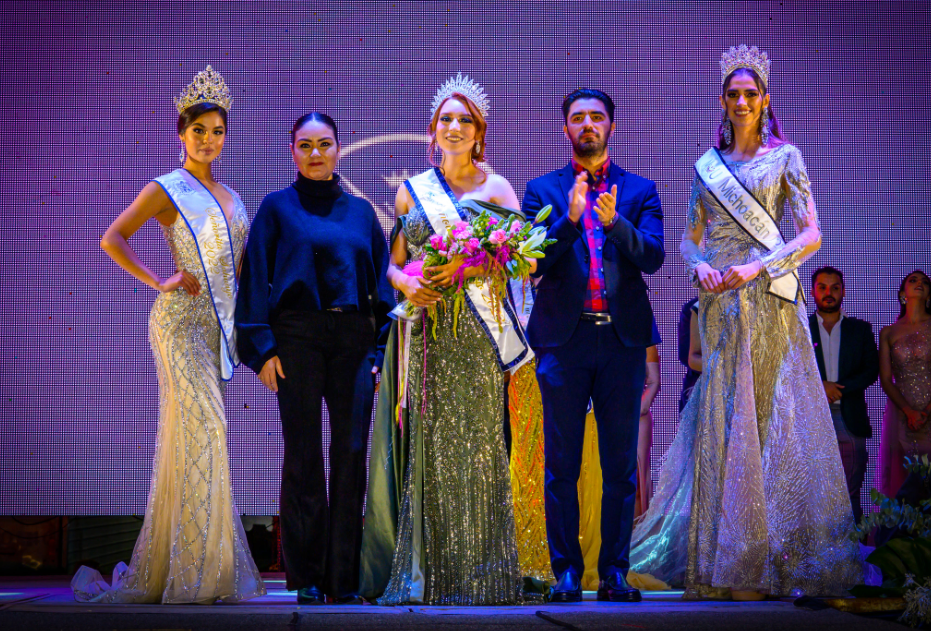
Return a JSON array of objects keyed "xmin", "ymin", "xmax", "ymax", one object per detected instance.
[{"xmin": 3, "ymin": 1, "xmax": 929, "ymax": 514}]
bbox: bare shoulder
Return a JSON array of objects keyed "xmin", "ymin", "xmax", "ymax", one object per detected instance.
[
  {"xmin": 879, "ymin": 321, "xmax": 898, "ymax": 342},
  {"xmin": 394, "ymin": 184, "xmax": 414, "ymax": 217},
  {"xmin": 485, "ymin": 173, "xmax": 519, "ymax": 207},
  {"xmin": 486, "ymin": 173, "xmax": 515, "ymax": 193},
  {"xmin": 137, "ymin": 181, "xmax": 175, "ymax": 221}
]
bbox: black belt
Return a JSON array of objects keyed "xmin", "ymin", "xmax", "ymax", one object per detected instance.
[{"xmin": 580, "ymin": 312, "xmax": 612, "ymax": 324}]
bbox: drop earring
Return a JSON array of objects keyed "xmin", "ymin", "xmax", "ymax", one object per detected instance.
[
  {"xmin": 722, "ymin": 113, "xmax": 733, "ymax": 145},
  {"xmin": 760, "ymin": 107, "xmax": 770, "ymax": 145},
  {"xmin": 179, "ymin": 145, "xmax": 186, "ymax": 164}
]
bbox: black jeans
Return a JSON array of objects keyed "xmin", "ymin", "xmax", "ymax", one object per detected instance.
[{"xmin": 273, "ymin": 310, "xmax": 375, "ymax": 596}]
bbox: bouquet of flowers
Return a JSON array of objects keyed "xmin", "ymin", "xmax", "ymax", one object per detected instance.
[{"xmin": 393, "ymin": 206, "xmax": 555, "ymax": 337}]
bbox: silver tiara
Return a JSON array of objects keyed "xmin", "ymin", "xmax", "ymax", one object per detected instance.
[
  {"xmin": 720, "ymin": 45, "xmax": 771, "ymax": 87},
  {"xmin": 431, "ymin": 73, "xmax": 489, "ymax": 118}
]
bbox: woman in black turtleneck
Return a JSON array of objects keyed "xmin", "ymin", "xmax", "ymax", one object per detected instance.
[{"xmin": 235, "ymin": 112, "xmax": 394, "ymax": 605}]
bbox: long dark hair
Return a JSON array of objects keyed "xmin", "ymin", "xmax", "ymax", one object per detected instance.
[
  {"xmin": 718, "ymin": 68, "xmax": 786, "ymax": 151},
  {"xmin": 177, "ymin": 102, "xmax": 228, "ymax": 134},
  {"xmin": 898, "ymin": 269, "xmax": 931, "ymax": 319}
]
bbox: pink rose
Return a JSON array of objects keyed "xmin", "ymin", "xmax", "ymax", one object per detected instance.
[
  {"xmin": 465, "ymin": 237, "xmax": 480, "ymax": 253},
  {"xmin": 509, "ymin": 221, "xmax": 522, "ymax": 235},
  {"xmin": 454, "ymin": 221, "xmax": 470, "ymax": 231},
  {"xmin": 489, "ymin": 229, "xmax": 507, "ymax": 244},
  {"xmin": 429, "ymin": 234, "xmax": 445, "ymax": 250},
  {"xmin": 487, "ymin": 217, "xmax": 499, "ymax": 226}
]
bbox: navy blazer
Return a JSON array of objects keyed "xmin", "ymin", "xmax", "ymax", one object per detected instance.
[
  {"xmin": 522, "ymin": 162, "xmax": 664, "ymax": 349},
  {"xmin": 808, "ymin": 314, "xmax": 880, "ymax": 438}
]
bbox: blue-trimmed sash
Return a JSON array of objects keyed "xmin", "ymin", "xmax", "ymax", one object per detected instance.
[
  {"xmin": 405, "ymin": 168, "xmax": 533, "ymax": 372},
  {"xmin": 153, "ymin": 169, "xmax": 239, "ymax": 380},
  {"xmin": 694, "ymin": 148, "xmax": 800, "ymax": 303}
]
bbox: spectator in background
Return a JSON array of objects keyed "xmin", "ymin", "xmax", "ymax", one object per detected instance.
[
  {"xmin": 808, "ymin": 266, "xmax": 879, "ymax": 522},
  {"xmin": 879, "ymin": 270, "xmax": 931, "ymax": 497},
  {"xmin": 677, "ymin": 297, "xmax": 701, "ymax": 412}
]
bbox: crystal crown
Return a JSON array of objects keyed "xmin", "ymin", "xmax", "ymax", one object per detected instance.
[
  {"xmin": 720, "ymin": 45, "xmax": 771, "ymax": 87},
  {"xmin": 431, "ymin": 73, "xmax": 490, "ymax": 118},
  {"xmin": 174, "ymin": 65, "xmax": 233, "ymax": 114}
]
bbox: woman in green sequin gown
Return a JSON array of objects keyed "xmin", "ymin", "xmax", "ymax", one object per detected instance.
[{"xmin": 359, "ymin": 93, "xmax": 524, "ymax": 605}]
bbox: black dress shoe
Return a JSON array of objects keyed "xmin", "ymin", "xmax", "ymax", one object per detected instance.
[
  {"xmin": 551, "ymin": 567, "xmax": 583, "ymax": 603},
  {"xmin": 297, "ymin": 586, "xmax": 325, "ymax": 605},
  {"xmin": 597, "ymin": 571, "xmax": 642, "ymax": 602},
  {"xmin": 332, "ymin": 593, "xmax": 365, "ymax": 605}
]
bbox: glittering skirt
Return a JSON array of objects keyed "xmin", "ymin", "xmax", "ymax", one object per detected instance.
[
  {"xmin": 378, "ymin": 302, "xmax": 522, "ymax": 605},
  {"xmin": 72, "ymin": 291, "xmax": 265, "ymax": 603},
  {"xmin": 631, "ymin": 278, "xmax": 862, "ymax": 597}
]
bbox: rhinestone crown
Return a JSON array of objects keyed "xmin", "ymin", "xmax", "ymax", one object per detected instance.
[
  {"xmin": 431, "ymin": 73, "xmax": 490, "ymax": 118},
  {"xmin": 174, "ymin": 65, "xmax": 233, "ymax": 114},
  {"xmin": 720, "ymin": 45, "xmax": 771, "ymax": 87}
]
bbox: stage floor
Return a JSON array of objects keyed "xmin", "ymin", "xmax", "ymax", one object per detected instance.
[{"xmin": 0, "ymin": 574, "xmax": 901, "ymax": 630}]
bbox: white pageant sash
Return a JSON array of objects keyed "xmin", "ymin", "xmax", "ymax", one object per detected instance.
[
  {"xmin": 405, "ymin": 168, "xmax": 533, "ymax": 372},
  {"xmin": 153, "ymin": 169, "xmax": 240, "ymax": 380},
  {"xmin": 694, "ymin": 148, "xmax": 800, "ymax": 303}
]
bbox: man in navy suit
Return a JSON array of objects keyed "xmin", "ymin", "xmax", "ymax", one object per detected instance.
[
  {"xmin": 522, "ymin": 89, "xmax": 664, "ymax": 602},
  {"xmin": 808, "ymin": 266, "xmax": 879, "ymax": 522}
]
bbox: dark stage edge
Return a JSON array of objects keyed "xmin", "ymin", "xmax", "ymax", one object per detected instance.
[{"xmin": 0, "ymin": 574, "xmax": 901, "ymax": 630}]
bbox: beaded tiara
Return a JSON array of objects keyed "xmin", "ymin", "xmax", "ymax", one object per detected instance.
[
  {"xmin": 431, "ymin": 73, "xmax": 489, "ymax": 118},
  {"xmin": 174, "ymin": 65, "xmax": 233, "ymax": 114},
  {"xmin": 720, "ymin": 45, "xmax": 771, "ymax": 87}
]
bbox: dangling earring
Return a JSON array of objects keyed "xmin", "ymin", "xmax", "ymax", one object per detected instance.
[
  {"xmin": 901, "ymin": 296, "xmax": 908, "ymax": 304},
  {"xmin": 179, "ymin": 145, "xmax": 186, "ymax": 164},
  {"xmin": 760, "ymin": 107, "xmax": 771, "ymax": 145},
  {"xmin": 474, "ymin": 140, "xmax": 481, "ymax": 155},
  {"xmin": 722, "ymin": 113, "xmax": 733, "ymax": 145}
]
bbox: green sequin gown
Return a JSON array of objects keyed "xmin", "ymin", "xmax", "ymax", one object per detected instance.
[{"xmin": 360, "ymin": 198, "xmax": 522, "ymax": 606}]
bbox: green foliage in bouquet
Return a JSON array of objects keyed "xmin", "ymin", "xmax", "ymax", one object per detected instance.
[
  {"xmin": 411, "ymin": 206, "xmax": 555, "ymax": 339},
  {"xmin": 848, "ymin": 454, "xmax": 931, "ymax": 626}
]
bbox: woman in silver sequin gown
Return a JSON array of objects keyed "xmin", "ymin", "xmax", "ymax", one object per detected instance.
[
  {"xmin": 73, "ymin": 96, "xmax": 264, "ymax": 604},
  {"xmin": 370, "ymin": 93, "xmax": 523, "ymax": 605},
  {"xmin": 878, "ymin": 270, "xmax": 931, "ymax": 496},
  {"xmin": 630, "ymin": 55, "xmax": 862, "ymax": 598}
]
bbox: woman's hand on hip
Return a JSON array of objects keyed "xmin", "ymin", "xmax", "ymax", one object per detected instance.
[
  {"xmin": 159, "ymin": 270, "xmax": 201, "ymax": 296},
  {"xmin": 259, "ymin": 356, "xmax": 285, "ymax": 393}
]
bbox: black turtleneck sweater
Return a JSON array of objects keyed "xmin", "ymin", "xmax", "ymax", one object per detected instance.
[{"xmin": 235, "ymin": 173, "xmax": 395, "ymax": 373}]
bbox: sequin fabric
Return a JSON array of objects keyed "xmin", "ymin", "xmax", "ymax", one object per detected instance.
[
  {"xmin": 506, "ymin": 361, "xmax": 552, "ymax": 583},
  {"xmin": 73, "ymin": 184, "xmax": 265, "ymax": 604},
  {"xmin": 891, "ymin": 322, "xmax": 931, "ymax": 454},
  {"xmin": 631, "ymin": 144, "xmax": 862, "ymax": 597},
  {"xmin": 379, "ymin": 203, "xmax": 522, "ymax": 606}
]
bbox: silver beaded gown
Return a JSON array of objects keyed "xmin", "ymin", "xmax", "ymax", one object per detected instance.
[
  {"xmin": 630, "ymin": 144, "xmax": 863, "ymax": 597},
  {"xmin": 72, "ymin": 182, "xmax": 265, "ymax": 604},
  {"xmin": 377, "ymin": 199, "xmax": 522, "ymax": 606}
]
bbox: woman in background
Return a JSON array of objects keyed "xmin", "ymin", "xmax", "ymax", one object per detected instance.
[
  {"xmin": 878, "ymin": 270, "xmax": 931, "ymax": 497},
  {"xmin": 635, "ymin": 346, "xmax": 660, "ymax": 518}
]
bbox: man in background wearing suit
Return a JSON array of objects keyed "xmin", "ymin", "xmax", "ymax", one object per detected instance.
[
  {"xmin": 522, "ymin": 89, "xmax": 664, "ymax": 603},
  {"xmin": 809, "ymin": 266, "xmax": 879, "ymax": 522}
]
